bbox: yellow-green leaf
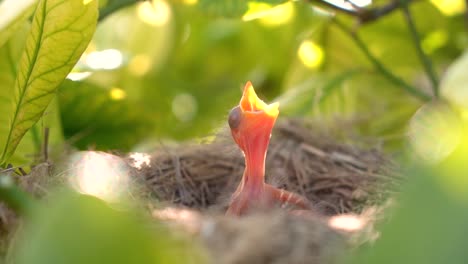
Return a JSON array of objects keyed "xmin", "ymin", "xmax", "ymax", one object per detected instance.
[
  {"xmin": 408, "ymin": 100, "xmax": 462, "ymax": 164},
  {"xmin": 0, "ymin": 0, "xmax": 37, "ymax": 48},
  {"xmin": 441, "ymin": 50, "xmax": 468, "ymax": 110},
  {"xmin": 0, "ymin": 0, "xmax": 98, "ymax": 165}
]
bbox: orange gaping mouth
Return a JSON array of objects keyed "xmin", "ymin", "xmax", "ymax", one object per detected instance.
[{"xmin": 239, "ymin": 81, "xmax": 279, "ymax": 118}]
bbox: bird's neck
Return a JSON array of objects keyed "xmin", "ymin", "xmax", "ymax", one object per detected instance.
[{"xmin": 241, "ymin": 142, "xmax": 268, "ymax": 192}]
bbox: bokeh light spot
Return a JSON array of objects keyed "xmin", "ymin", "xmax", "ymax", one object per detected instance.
[
  {"xmin": 85, "ymin": 49, "xmax": 123, "ymax": 70},
  {"xmin": 297, "ymin": 40, "xmax": 324, "ymax": 69},
  {"xmin": 243, "ymin": 2, "xmax": 294, "ymax": 26},
  {"xmin": 128, "ymin": 54, "xmax": 152, "ymax": 76},
  {"xmin": 69, "ymin": 151, "xmax": 130, "ymax": 202},
  {"xmin": 137, "ymin": 0, "xmax": 171, "ymax": 27},
  {"xmin": 182, "ymin": 0, "xmax": 197, "ymax": 5},
  {"xmin": 172, "ymin": 93, "xmax": 198, "ymax": 122},
  {"xmin": 422, "ymin": 30, "xmax": 448, "ymax": 54},
  {"xmin": 67, "ymin": 71, "xmax": 92, "ymax": 81},
  {"xmin": 109, "ymin": 87, "xmax": 126, "ymax": 100},
  {"xmin": 430, "ymin": 0, "xmax": 465, "ymax": 16},
  {"xmin": 408, "ymin": 101, "xmax": 462, "ymax": 164},
  {"xmin": 328, "ymin": 214, "xmax": 365, "ymax": 232},
  {"xmin": 129, "ymin": 152, "xmax": 151, "ymax": 169}
]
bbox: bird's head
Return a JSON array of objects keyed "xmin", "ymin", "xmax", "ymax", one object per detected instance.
[{"xmin": 228, "ymin": 82, "xmax": 279, "ymax": 161}]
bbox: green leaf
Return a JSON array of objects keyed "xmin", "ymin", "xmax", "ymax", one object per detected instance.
[
  {"xmin": 347, "ymin": 157, "xmax": 468, "ymax": 264},
  {"xmin": 440, "ymin": 50, "xmax": 468, "ymax": 109},
  {"xmin": 13, "ymin": 191, "xmax": 206, "ymax": 264},
  {"xmin": 198, "ymin": 0, "xmax": 286, "ymax": 18},
  {"xmin": 0, "ymin": 0, "xmax": 37, "ymax": 48},
  {"xmin": 0, "ymin": 0, "xmax": 98, "ymax": 166},
  {"xmin": 0, "ymin": 25, "xmax": 65, "ymax": 166}
]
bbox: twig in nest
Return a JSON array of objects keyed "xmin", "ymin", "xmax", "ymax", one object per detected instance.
[{"xmin": 42, "ymin": 127, "xmax": 50, "ymax": 163}]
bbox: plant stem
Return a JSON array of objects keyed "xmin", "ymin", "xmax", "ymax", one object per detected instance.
[
  {"xmin": 332, "ymin": 18, "xmax": 431, "ymax": 101},
  {"xmin": 466, "ymin": 0, "xmax": 468, "ymax": 31},
  {"xmin": 400, "ymin": 0, "xmax": 439, "ymax": 97}
]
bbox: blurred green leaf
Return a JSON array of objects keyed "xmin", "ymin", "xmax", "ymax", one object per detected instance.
[
  {"xmin": 0, "ymin": 0, "xmax": 37, "ymax": 48},
  {"xmin": 347, "ymin": 112, "xmax": 468, "ymax": 264},
  {"xmin": 198, "ymin": 0, "xmax": 286, "ymax": 18},
  {"xmin": 441, "ymin": 50, "xmax": 468, "ymax": 109},
  {"xmin": 0, "ymin": 0, "xmax": 98, "ymax": 165},
  {"xmin": 58, "ymin": 80, "xmax": 152, "ymax": 150},
  {"xmin": 347, "ymin": 167, "xmax": 468, "ymax": 264},
  {"xmin": 347, "ymin": 123, "xmax": 468, "ymax": 263},
  {"xmin": 13, "ymin": 191, "xmax": 205, "ymax": 264}
]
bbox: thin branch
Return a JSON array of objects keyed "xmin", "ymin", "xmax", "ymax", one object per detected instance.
[
  {"xmin": 465, "ymin": 0, "xmax": 468, "ymax": 31},
  {"xmin": 307, "ymin": 0, "xmax": 421, "ymax": 24},
  {"xmin": 42, "ymin": 127, "xmax": 49, "ymax": 162},
  {"xmin": 99, "ymin": 0, "xmax": 147, "ymax": 22},
  {"xmin": 400, "ymin": 0, "xmax": 439, "ymax": 97},
  {"xmin": 307, "ymin": 0, "xmax": 358, "ymax": 16},
  {"xmin": 357, "ymin": 0, "xmax": 405, "ymax": 24},
  {"xmin": 332, "ymin": 18, "xmax": 431, "ymax": 101}
]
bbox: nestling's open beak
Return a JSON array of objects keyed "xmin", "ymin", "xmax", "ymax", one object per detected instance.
[{"xmin": 228, "ymin": 82, "xmax": 279, "ymax": 164}]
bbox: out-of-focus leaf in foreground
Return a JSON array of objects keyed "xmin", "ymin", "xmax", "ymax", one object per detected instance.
[
  {"xmin": 0, "ymin": 0, "xmax": 37, "ymax": 48},
  {"xmin": 0, "ymin": 0, "xmax": 98, "ymax": 165},
  {"xmin": 347, "ymin": 162, "xmax": 468, "ymax": 264},
  {"xmin": 13, "ymin": 191, "xmax": 205, "ymax": 263},
  {"xmin": 347, "ymin": 132, "xmax": 468, "ymax": 263}
]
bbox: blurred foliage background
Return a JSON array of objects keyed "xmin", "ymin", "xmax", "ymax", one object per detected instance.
[
  {"xmin": 1, "ymin": 0, "xmax": 468, "ymax": 263},
  {"xmin": 53, "ymin": 0, "xmax": 465, "ymax": 154}
]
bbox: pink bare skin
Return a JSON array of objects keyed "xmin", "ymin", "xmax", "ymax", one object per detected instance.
[{"xmin": 226, "ymin": 82, "xmax": 312, "ymax": 216}]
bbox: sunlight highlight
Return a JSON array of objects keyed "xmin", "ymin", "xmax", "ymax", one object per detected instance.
[
  {"xmin": 109, "ymin": 87, "xmax": 126, "ymax": 100},
  {"xmin": 408, "ymin": 101, "xmax": 462, "ymax": 163},
  {"xmin": 129, "ymin": 152, "xmax": 151, "ymax": 169},
  {"xmin": 0, "ymin": 0, "xmax": 36, "ymax": 39},
  {"xmin": 328, "ymin": 214, "xmax": 365, "ymax": 232},
  {"xmin": 85, "ymin": 49, "xmax": 123, "ymax": 70},
  {"xmin": 430, "ymin": 0, "xmax": 465, "ymax": 16},
  {"xmin": 67, "ymin": 71, "xmax": 92, "ymax": 81},
  {"xmin": 182, "ymin": 0, "xmax": 197, "ymax": 5},
  {"xmin": 297, "ymin": 40, "xmax": 324, "ymax": 69},
  {"xmin": 243, "ymin": 2, "xmax": 294, "ymax": 26},
  {"xmin": 69, "ymin": 151, "xmax": 130, "ymax": 202},
  {"xmin": 137, "ymin": 0, "xmax": 171, "ymax": 27}
]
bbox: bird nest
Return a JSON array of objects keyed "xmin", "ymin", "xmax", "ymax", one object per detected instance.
[{"xmin": 130, "ymin": 118, "xmax": 399, "ymax": 264}]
